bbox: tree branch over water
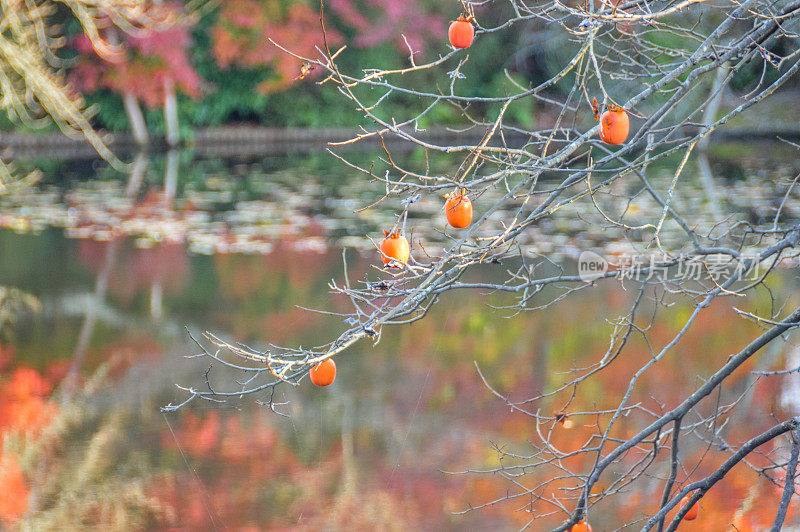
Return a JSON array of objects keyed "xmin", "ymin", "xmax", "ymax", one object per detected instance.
[{"xmin": 169, "ymin": 0, "xmax": 800, "ymax": 527}]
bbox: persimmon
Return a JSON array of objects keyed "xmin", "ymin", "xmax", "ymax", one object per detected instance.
[
  {"xmin": 309, "ymin": 359, "xmax": 336, "ymax": 386},
  {"xmin": 555, "ymin": 412, "xmax": 574, "ymax": 428},
  {"xmin": 680, "ymin": 494, "xmax": 699, "ymax": 521},
  {"xmin": 592, "ymin": 97, "xmax": 629, "ymax": 145},
  {"xmin": 380, "ymin": 231, "xmax": 410, "ymax": 266},
  {"xmin": 449, "ymin": 16, "xmax": 475, "ymax": 49},
  {"xmin": 570, "ymin": 520, "xmax": 592, "ymax": 532},
  {"xmin": 445, "ymin": 190, "xmax": 473, "ymax": 228}
]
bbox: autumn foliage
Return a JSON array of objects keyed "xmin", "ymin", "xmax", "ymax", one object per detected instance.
[
  {"xmin": 213, "ymin": 0, "xmax": 342, "ymax": 93},
  {"xmin": 0, "ymin": 364, "xmax": 58, "ymax": 524},
  {"xmin": 0, "ymin": 238, "xmax": 798, "ymax": 528},
  {"xmin": 70, "ymin": 3, "xmax": 201, "ymax": 109},
  {"xmin": 0, "ymin": 366, "xmax": 56, "ymax": 435},
  {"xmin": 0, "ymin": 452, "xmax": 29, "ymax": 524},
  {"xmin": 67, "ymin": 0, "xmax": 449, "ymax": 118}
]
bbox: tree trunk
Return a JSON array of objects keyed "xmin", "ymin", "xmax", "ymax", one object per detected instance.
[
  {"xmin": 123, "ymin": 92, "xmax": 149, "ymax": 146},
  {"xmin": 163, "ymin": 78, "xmax": 179, "ymax": 147},
  {"xmin": 163, "ymin": 149, "xmax": 179, "ymax": 208}
]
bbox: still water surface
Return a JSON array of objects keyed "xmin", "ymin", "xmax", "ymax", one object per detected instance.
[{"xmin": 1, "ymin": 147, "xmax": 799, "ymax": 530}]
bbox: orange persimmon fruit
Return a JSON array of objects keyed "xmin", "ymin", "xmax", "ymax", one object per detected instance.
[
  {"xmin": 380, "ymin": 231, "xmax": 410, "ymax": 266},
  {"xmin": 309, "ymin": 359, "xmax": 336, "ymax": 386},
  {"xmin": 570, "ymin": 520, "xmax": 592, "ymax": 532},
  {"xmin": 598, "ymin": 106, "xmax": 630, "ymax": 145},
  {"xmin": 592, "ymin": 97, "xmax": 629, "ymax": 145},
  {"xmin": 555, "ymin": 412, "xmax": 574, "ymax": 429},
  {"xmin": 681, "ymin": 494, "xmax": 699, "ymax": 521},
  {"xmin": 449, "ymin": 16, "xmax": 475, "ymax": 49},
  {"xmin": 445, "ymin": 190, "xmax": 473, "ymax": 228}
]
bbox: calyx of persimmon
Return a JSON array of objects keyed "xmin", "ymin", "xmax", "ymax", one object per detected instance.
[
  {"xmin": 592, "ymin": 97, "xmax": 624, "ymax": 121},
  {"xmin": 444, "ymin": 187, "xmax": 469, "ymax": 199}
]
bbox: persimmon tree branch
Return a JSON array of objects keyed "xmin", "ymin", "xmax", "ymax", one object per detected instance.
[
  {"xmin": 771, "ymin": 427, "xmax": 800, "ymax": 531},
  {"xmin": 170, "ymin": 0, "xmax": 800, "ymax": 527}
]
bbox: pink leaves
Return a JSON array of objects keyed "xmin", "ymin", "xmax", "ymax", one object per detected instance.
[
  {"xmin": 69, "ymin": 2, "xmax": 202, "ymax": 108},
  {"xmin": 212, "ymin": 0, "xmax": 342, "ymax": 93},
  {"xmin": 211, "ymin": 0, "xmax": 444, "ymax": 93},
  {"xmin": 330, "ymin": 0, "xmax": 445, "ymax": 54}
]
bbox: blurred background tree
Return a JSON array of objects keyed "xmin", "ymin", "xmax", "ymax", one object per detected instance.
[
  {"xmin": 4, "ymin": 0, "xmax": 796, "ymax": 147},
  {"xmin": 53, "ymin": 0, "xmax": 531, "ymax": 134},
  {"xmin": 0, "ymin": 0, "xmax": 181, "ymax": 185},
  {"xmin": 68, "ymin": 1, "xmax": 201, "ymax": 145}
]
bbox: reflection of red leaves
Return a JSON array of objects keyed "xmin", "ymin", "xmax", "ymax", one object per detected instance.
[
  {"xmin": 0, "ymin": 343, "xmax": 14, "ymax": 372},
  {"xmin": 152, "ymin": 411, "xmax": 302, "ymax": 528},
  {"xmin": 163, "ymin": 411, "xmax": 283, "ymax": 462},
  {"xmin": 6, "ymin": 367, "xmax": 51, "ymax": 398},
  {"xmin": 44, "ymin": 359, "xmax": 72, "ymax": 385},
  {"xmin": 76, "ymin": 238, "xmax": 115, "ymax": 274},
  {"xmin": 77, "ymin": 239, "xmax": 190, "ymax": 303},
  {"xmin": 211, "ymin": 232, "xmax": 336, "ymax": 340},
  {"xmin": 0, "ymin": 367, "xmax": 57, "ymax": 435},
  {"xmin": 0, "ymin": 452, "xmax": 29, "ymax": 524},
  {"xmin": 120, "ymin": 243, "xmax": 189, "ymax": 297},
  {"xmin": 104, "ymin": 338, "xmax": 164, "ymax": 382},
  {"xmin": 164, "ymin": 411, "xmax": 221, "ymax": 456},
  {"xmin": 0, "ymin": 367, "xmax": 53, "ymax": 522},
  {"xmin": 220, "ymin": 416, "xmax": 278, "ymax": 462}
]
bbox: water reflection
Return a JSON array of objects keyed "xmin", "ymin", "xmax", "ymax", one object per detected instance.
[
  {"xmin": 0, "ymin": 148, "xmax": 799, "ymax": 529},
  {"xmin": 3, "ymin": 145, "xmax": 799, "ymax": 260}
]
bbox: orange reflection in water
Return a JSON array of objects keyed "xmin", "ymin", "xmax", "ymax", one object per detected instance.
[
  {"xmin": 1, "ymin": 234, "xmax": 799, "ymax": 529},
  {"xmin": 0, "ymin": 359, "xmax": 59, "ymax": 525}
]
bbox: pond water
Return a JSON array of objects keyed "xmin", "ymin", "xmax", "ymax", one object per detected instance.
[{"xmin": 0, "ymin": 146, "xmax": 799, "ymax": 530}]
